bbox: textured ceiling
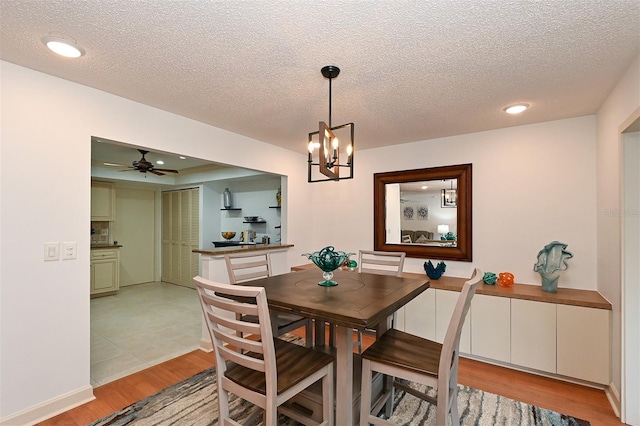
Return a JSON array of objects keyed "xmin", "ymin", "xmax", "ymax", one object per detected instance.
[{"xmin": 1, "ymin": 0, "xmax": 639, "ymax": 155}]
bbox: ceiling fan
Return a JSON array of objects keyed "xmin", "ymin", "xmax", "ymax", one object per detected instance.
[{"xmin": 120, "ymin": 149, "xmax": 179, "ymax": 176}]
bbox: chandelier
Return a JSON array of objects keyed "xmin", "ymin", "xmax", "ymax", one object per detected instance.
[{"xmin": 307, "ymin": 65, "xmax": 354, "ymax": 182}]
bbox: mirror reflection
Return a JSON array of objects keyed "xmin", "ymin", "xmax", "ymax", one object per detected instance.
[
  {"xmin": 385, "ymin": 179, "xmax": 458, "ymax": 247},
  {"xmin": 374, "ymin": 164, "xmax": 472, "ymax": 261}
]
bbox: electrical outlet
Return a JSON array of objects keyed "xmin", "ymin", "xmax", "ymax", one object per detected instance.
[
  {"xmin": 44, "ymin": 242, "xmax": 59, "ymax": 261},
  {"xmin": 62, "ymin": 241, "xmax": 77, "ymax": 260}
]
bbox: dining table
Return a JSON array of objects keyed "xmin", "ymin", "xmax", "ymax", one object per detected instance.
[{"xmin": 244, "ymin": 267, "xmax": 430, "ymax": 425}]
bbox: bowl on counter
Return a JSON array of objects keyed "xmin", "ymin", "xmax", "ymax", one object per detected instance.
[
  {"xmin": 221, "ymin": 231, "xmax": 236, "ymax": 240},
  {"xmin": 243, "ymin": 216, "xmax": 259, "ymax": 222}
]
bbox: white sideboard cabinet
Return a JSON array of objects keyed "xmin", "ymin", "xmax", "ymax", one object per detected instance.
[
  {"xmin": 511, "ymin": 299, "xmax": 557, "ymax": 374},
  {"xmin": 470, "ymin": 294, "xmax": 511, "ymax": 363},
  {"xmin": 435, "ymin": 289, "xmax": 471, "ymax": 353},
  {"xmin": 403, "ymin": 288, "xmax": 436, "ymax": 340},
  {"xmin": 396, "ymin": 274, "xmax": 612, "ymax": 386},
  {"xmin": 557, "ymin": 304, "xmax": 610, "ymax": 384}
]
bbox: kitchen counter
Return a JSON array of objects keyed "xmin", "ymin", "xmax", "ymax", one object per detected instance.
[
  {"xmin": 91, "ymin": 244, "xmax": 122, "ymax": 249},
  {"xmin": 193, "ymin": 243, "xmax": 293, "ymax": 256}
]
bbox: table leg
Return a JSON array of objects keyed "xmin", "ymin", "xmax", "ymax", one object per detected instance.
[
  {"xmin": 335, "ymin": 325, "xmax": 354, "ymax": 425},
  {"xmin": 315, "ymin": 320, "xmax": 327, "ymax": 347}
]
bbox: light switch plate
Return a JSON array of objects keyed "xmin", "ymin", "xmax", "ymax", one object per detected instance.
[
  {"xmin": 62, "ymin": 241, "xmax": 77, "ymax": 260},
  {"xmin": 44, "ymin": 242, "xmax": 59, "ymax": 261}
]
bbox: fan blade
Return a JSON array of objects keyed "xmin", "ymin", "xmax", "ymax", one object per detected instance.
[
  {"xmin": 152, "ymin": 168, "xmax": 179, "ymax": 174},
  {"xmin": 118, "ymin": 168, "xmax": 137, "ymax": 172},
  {"xmin": 103, "ymin": 162, "xmax": 127, "ymax": 167},
  {"xmin": 149, "ymin": 170, "xmax": 165, "ymax": 176}
]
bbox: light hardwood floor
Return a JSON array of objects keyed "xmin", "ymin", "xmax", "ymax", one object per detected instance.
[{"xmin": 38, "ymin": 329, "xmax": 622, "ymax": 426}]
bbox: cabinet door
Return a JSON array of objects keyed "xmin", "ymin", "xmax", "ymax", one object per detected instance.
[
  {"xmin": 404, "ymin": 288, "xmax": 436, "ymax": 339},
  {"xmin": 471, "ymin": 294, "xmax": 510, "ymax": 362},
  {"xmin": 161, "ymin": 188, "xmax": 200, "ymax": 287},
  {"xmin": 511, "ymin": 299, "xmax": 556, "ymax": 373},
  {"xmin": 91, "ymin": 181, "xmax": 115, "ymax": 221},
  {"xmin": 179, "ymin": 188, "xmax": 200, "ymax": 288},
  {"xmin": 435, "ymin": 289, "xmax": 470, "ymax": 353},
  {"xmin": 91, "ymin": 259, "xmax": 118, "ymax": 294},
  {"xmin": 557, "ymin": 305, "xmax": 610, "ymax": 384}
]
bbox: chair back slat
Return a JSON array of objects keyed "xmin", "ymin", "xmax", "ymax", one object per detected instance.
[
  {"xmin": 217, "ymin": 343, "xmax": 267, "ymax": 373},
  {"xmin": 225, "ymin": 252, "xmax": 272, "ymax": 284},
  {"xmin": 194, "ymin": 276, "xmax": 277, "ymax": 389},
  {"xmin": 205, "ymin": 309, "xmax": 261, "ymax": 337},
  {"xmin": 358, "ymin": 250, "xmax": 406, "ymax": 277},
  {"xmin": 201, "ymin": 291, "xmax": 259, "ymax": 317},
  {"xmin": 211, "ymin": 327, "xmax": 264, "ymax": 354}
]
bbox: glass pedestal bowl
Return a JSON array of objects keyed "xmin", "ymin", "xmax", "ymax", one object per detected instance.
[{"xmin": 303, "ymin": 246, "xmax": 355, "ymax": 287}]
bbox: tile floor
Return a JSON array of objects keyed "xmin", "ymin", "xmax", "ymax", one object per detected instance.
[{"xmin": 90, "ymin": 282, "xmax": 203, "ymax": 387}]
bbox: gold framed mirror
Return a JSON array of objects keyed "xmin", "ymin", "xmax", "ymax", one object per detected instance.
[{"xmin": 373, "ymin": 164, "xmax": 472, "ymax": 261}]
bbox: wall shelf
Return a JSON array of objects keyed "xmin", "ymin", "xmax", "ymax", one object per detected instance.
[
  {"xmin": 269, "ymin": 206, "xmax": 281, "ymax": 209},
  {"xmin": 244, "ymin": 221, "xmax": 266, "ymax": 224},
  {"xmin": 221, "ymin": 208, "xmax": 242, "ymax": 211}
]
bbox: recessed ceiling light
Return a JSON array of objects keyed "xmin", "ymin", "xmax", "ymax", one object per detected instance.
[
  {"xmin": 42, "ymin": 35, "xmax": 85, "ymax": 58},
  {"xmin": 421, "ymin": 185, "xmax": 428, "ymax": 190},
  {"xmin": 179, "ymin": 156, "xmax": 186, "ymax": 160},
  {"xmin": 156, "ymin": 160, "xmax": 164, "ymax": 165},
  {"xmin": 503, "ymin": 104, "xmax": 529, "ymax": 114}
]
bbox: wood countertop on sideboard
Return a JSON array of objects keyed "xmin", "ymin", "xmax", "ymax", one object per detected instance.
[{"xmin": 291, "ymin": 263, "xmax": 611, "ymax": 310}]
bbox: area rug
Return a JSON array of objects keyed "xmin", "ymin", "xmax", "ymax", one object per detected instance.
[{"xmin": 90, "ymin": 335, "xmax": 590, "ymax": 426}]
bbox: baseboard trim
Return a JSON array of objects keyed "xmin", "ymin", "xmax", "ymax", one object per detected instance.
[
  {"xmin": 199, "ymin": 337, "xmax": 213, "ymax": 352},
  {"xmin": 462, "ymin": 353, "xmax": 607, "ymax": 389},
  {"xmin": 0, "ymin": 385, "xmax": 94, "ymax": 426},
  {"xmin": 605, "ymin": 381, "xmax": 621, "ymax": 419}
]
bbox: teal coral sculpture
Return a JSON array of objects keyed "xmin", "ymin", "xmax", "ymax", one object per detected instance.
[
  {"xmin": 424, "ymin": 260, "xmax": 446, "ymax": 280},
  {"xmin": 303, "ymin": 246, "xmax": 355, "ymax": 286},
  {"xmin": 533, "ymin": 241, "xmax": 573, "ymax": 293}
]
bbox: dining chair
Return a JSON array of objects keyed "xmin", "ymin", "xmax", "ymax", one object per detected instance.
[
  {"xmin": 194, "ymin": 276, "xmax": 335, "ymax": 426},
  {"xmin": 225, "ymin": 251, "xmax": 313, "ymax": 344},
  {"xmin": 348, "ymin": 250, "xmax": 406, "ymax": 353},
  {"xmin": 359, "ymin": 268, "xmax": 482, "ymax": 426}
]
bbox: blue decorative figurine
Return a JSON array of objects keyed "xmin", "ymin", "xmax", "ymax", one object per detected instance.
[{"xmin": 424, "ymin": 260, "xmax": 446, "ymax": 280}]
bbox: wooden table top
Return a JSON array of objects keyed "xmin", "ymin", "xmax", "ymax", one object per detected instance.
[{"xmin": 245, "ymin": 269, "xmax": 430, "ymax": 330}]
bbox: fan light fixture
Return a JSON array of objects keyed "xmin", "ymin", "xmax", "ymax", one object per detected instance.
[
  {"xmin": 42, "ymin": 35, "xmax": 85, "ymax": 58},
  {"xmin": 307, "ymin": 65, "xmax": 354, "ymax": 183}
]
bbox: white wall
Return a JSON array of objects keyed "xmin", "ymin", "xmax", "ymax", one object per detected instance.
[
  {"xmin": 319, "ymin": 116, "xmax": 598, "ymax": 287},
  {"xmin": 596, "ymin": 53, "xmax": 640, "ymax": 421},
  {"xmin": 0, "ymin": 61, "xmax": 313, "ymax": 423},
  {"xmin": 1, "ymin": 54, "xmax": 633, "ymax": 423}
]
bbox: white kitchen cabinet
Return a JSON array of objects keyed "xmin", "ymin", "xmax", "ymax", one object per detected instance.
[
  {"xmin": 511, "ymin": 299, "xmax": 556, "ymax": 373},
  {"xmin": 403, "ymin": 288, "xmax": 436, "ymax": 340},
  {"xmin": 91, "ymin": 181, "xmax": 115, "ymax": 221},
  {"xmin": 90, "ymin": 249, "xmax": 119, "ymax": 296},
  {"xmin": 470, "ymin": 294, "xmax": 510, "ymax": 362},
  {"xmin": 557, "ymin": 304, "xmax": 610, "ymax": 384},
  {"xmin": 436, "ymin": 289, "xmax": 470, "ymax": 353}
]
